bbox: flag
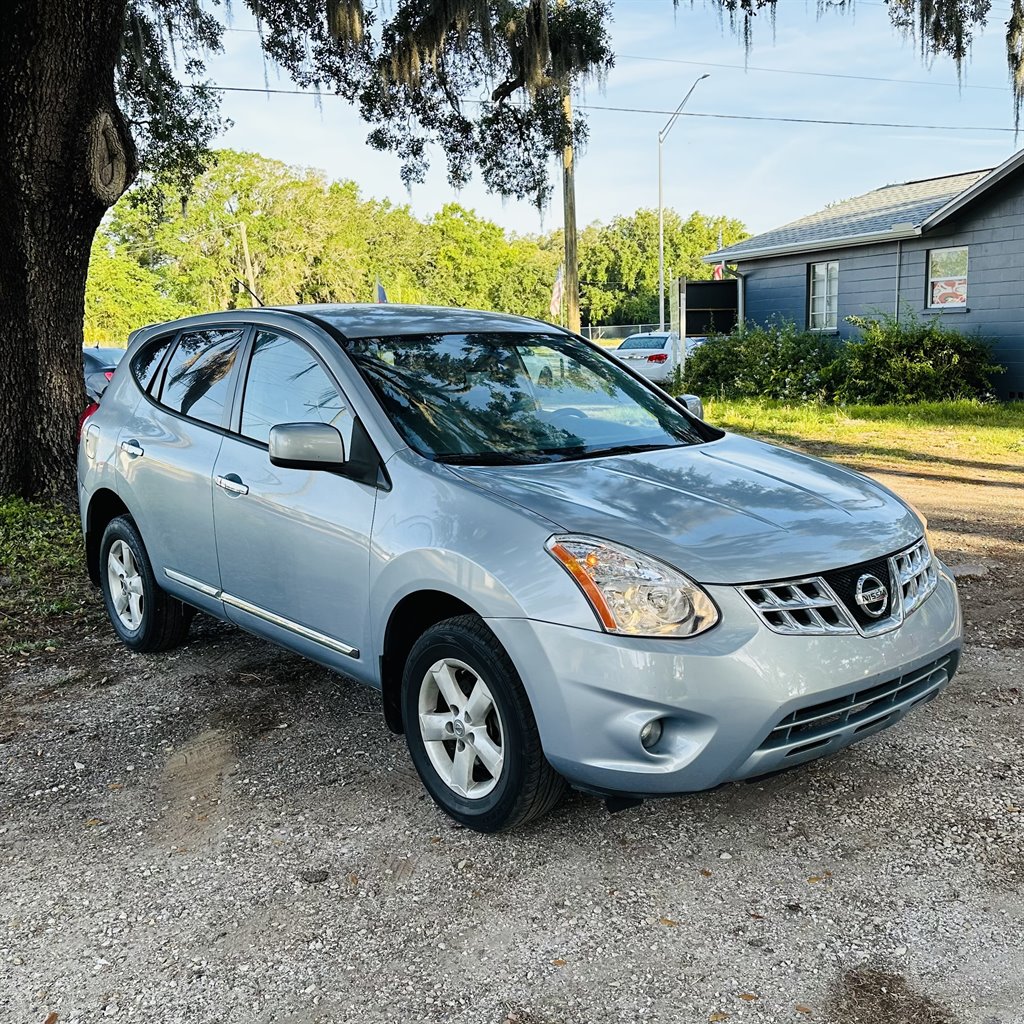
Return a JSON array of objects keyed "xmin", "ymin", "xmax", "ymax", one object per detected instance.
[
  {"xmin": 712, "ymin": 263, "xmax": 724, "ymax": 281},
  {"xmin": 374, "ymin": 277, "xmax": 388, "ymax": 303},
  {"xmin": 549, "ymin": 264, "xmax": 564, "ymax": 319}
]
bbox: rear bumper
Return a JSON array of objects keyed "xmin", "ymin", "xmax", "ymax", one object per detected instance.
[{"xmin": 485, "ymin": 564, "xmax": 962, "ymax": 796}]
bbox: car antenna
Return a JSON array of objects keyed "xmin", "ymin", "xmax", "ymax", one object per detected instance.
[{"xmin": 235, "ymin": 277, "xmax": 264, "ymax": 307}]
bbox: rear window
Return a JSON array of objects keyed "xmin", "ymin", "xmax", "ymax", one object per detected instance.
[
  {"xmin": 130, "ymin": 336, "xmax": 173, "ymax": 392},
  {"xmin": 618, "ymin": 336, "xmax": 668, "ymax": 351},
  {"xmin": 159, "ymin": 328, "xmax": 244, "ymax": 427}
]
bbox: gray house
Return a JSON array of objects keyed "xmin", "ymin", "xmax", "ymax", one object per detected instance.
[{"xmin": 704, "ymin": 149, "xmax": 1024, "ymax": 397}]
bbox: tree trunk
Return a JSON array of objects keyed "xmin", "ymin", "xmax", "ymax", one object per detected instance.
[{"xmin": 0, "ymin": 0, "xmax": 136, "ymax": 498}]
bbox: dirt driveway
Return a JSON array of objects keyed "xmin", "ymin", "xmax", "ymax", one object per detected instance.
[{"xmin": 2, "ymin": 443, "xmax": 1023, "ymax": 1024}]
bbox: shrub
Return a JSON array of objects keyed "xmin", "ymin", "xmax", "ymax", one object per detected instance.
[
  {"xmin": 682, "ymin": 313, "xmax": 1003, "ymax": 405},
  {"xmin": 683, "ymin": 320, "xmax": 842, "ymax": 402},
  {"xmin": 837, "ymin": 313, "xmax": 1002, "ymax": 404}
]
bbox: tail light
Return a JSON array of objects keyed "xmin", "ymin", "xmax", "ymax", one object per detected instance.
[
  {"xmin": 104, "ymin": 370, "xmax": 114, "ymax": 381},
  {"xmin": 77, "ymin": 402, "xmax": 100, "ymax": 443},
  {"xmin": 647, "ymin": 353, "xmax": 668, "ymax": 363}
]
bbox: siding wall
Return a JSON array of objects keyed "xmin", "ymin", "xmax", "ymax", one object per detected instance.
[{"xmin": 738, "ymin": 181, "xmax": 1024, "ymax": 396}]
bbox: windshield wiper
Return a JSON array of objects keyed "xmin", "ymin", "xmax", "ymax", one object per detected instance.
[
  {"xmin": 557, "ymin": 442, "xmax": 683, "ymax": 462},
  {"xmin": 436, "ymin": 450, "xmax": 554, "ymax": 466}
]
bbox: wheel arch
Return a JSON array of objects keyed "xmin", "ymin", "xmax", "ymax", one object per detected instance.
[
  {"xmin": 85, "ymin": 488, "xmax": 131, "ymax": 585},
  {"xmin": 379, "ymin": 589, "xmax": 481, "ymax": 734}
]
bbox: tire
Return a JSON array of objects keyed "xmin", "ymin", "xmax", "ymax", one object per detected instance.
[
  {"xmin": 99, "ymin": 515, "xmax": 193, "ymax": 653},
  {"xmin": 402, "ymin": 614, "xmax": 566, "ymax": 832}
]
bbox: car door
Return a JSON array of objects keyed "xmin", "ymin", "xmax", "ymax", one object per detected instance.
[
  {"xmin": 211, "ymin": 328, "xmax": 376, "ymax": 673},
  {"xmin": 117, "ymin": 325, "xmax": 247, "ymax": 608}
]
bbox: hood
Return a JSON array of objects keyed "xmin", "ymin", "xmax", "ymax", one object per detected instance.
[{"xmin": 450, "ymin": 433, "xmax": 921, "ymax": 584}]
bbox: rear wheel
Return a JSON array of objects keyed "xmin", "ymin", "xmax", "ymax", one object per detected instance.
[
  {"xmin": 99, "ymin": 516, "xmax": 193, "ymax": 652},
  {"xmin": 402, "ymin": 615, "xmax": 565, "ymax": 832}
]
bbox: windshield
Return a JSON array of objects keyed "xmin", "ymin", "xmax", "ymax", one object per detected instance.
[
  {"xmin": 343, "ymin": 332, "xmax": 708, "ymax": 464},
  {"xmin": 618, "ymin": 335, "xmax": 669, "ymax": 350}
]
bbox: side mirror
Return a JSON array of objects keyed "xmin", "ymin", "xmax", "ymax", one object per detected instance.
[{"xmin": 268, "ymin": 422, "xmax": 346, "ymax": 471}]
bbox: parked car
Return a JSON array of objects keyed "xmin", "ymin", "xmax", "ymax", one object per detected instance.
[
  {"xmin": 612, "ymin": 331, "xmax": 683, "ymax": 384},
  {"xmin": 79, "ymin": 345, "xmax": 127, "ymax": 440},
  {"xmin": 83, "ymin": 345, "xmax": 126, "ymax": 396},
  {"xmin": 78, "ymin": 306, "xmax": 962, "ymax": 832}
]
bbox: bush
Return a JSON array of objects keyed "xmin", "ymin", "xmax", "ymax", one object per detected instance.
[
  {"xmin": 683, "ymin": 320, "xmax": 842, "ymax": 402},
  {"xmin": 682, "ymin": 313, "xmax": 1002, "ymax": 405},
  {"xmin": 837, "ymin": 313, "xmax": 1002, "ymax": 404}
]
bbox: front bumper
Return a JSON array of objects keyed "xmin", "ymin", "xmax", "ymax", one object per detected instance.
[{"xmin": 485, "ymin": 564, "xmax": 962, "ymax": 796}]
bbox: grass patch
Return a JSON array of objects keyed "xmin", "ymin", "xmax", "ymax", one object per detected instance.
[
  {"xmin": 0, "ymin": 498, "xmax": 98, "ymax": 657},
  {"xmin": 705, "ymin": 399, "xmax": 1024, "ymax": 468}
]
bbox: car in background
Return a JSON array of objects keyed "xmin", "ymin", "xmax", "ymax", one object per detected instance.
[
  {"xmin": 80, "ymin": 346, "xmax": 127, "ymax": 441},
  {"xmin": 612, "ymin": 331, "xmax": 682, "ymax": 384},
  {"xmin": 83, "ymin": 345, "xmax": 126, "ymax": 400},
  {"xmin": 78, "ymin": 304, "xmax": 961, "ymax": 833}
]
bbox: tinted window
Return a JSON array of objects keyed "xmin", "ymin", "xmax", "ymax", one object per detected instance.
[
  {"xmin": 345, "ymin": 332, "xmax": 708, "ymax": 463},
  {"xmin": 160, "ymin": 328, "xmax": 244, "ymax": 426},
  {"xmin": 241, "ymin": 331, "xmax": 349, "ymax": 445},
  {"xmin": 130, "ymin": 338, "xmax": 172, "ymax": 392},
  {"xmin": 618, "ymin": 336, "xmax": 669, "ymax": 351}
]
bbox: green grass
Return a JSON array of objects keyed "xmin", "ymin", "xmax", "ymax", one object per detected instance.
[
  {"xmin": 0, "ymin": 497, "xmax": 95, "ymax": 655},
  {"xmin": 704, "ymin": 398, "xmax": 1024, "ymax": 467}
]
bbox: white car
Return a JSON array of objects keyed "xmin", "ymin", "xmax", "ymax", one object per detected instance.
[{"xmin": 613, "ymin": 331, "xmax": 682, "ymax": 384}]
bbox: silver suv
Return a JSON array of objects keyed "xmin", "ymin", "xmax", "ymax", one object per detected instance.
[{"xmin": 78, "ymin": 305, "xmax": 962, "ymax": 832}]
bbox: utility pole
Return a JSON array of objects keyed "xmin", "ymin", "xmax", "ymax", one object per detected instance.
[
  {"xmin": 658, "ymin": 74, "xmax": 709, "ymax": 331},
  {"xmin": 559, "ymin": 0, "xmax": 580, "ymax": 334},
  {"xmin": 238, "ymin": 220, "xmax": 259, "ymax": 305}
]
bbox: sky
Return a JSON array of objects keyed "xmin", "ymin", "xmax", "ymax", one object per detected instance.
[{"xmin": 201, "ymin": 1, "xmax": 1022, "ymax": 240}]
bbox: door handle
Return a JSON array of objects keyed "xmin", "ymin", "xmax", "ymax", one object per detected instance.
[
  {"xmin": 215, "ymin": 474, "xmax": 249, "ymax": 496},
  {"xmin": 120, "ymin": 439, "xmax": 144, "ymax": 458}
]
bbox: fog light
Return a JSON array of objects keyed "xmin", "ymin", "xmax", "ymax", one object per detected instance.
[{"xmin": 639, "ymin": 718, "xmax": 663, "ymax": 750}]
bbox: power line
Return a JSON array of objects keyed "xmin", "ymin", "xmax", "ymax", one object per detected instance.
[
  {"xmin": 219, "ymin": 27, "xmax": 1012, "ymax": 95},
  {"xmin": 198, "ymin": 83, "xmax": 1018, "ymax": 133},
  {"xmin": 615, "ymin": 52, "xmax": 1009, "ymax": 92}
]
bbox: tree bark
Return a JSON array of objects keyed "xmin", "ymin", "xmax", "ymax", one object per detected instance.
[{"xmin": 0, "ymin": 0, "xmax": 136, "ymax": 498}]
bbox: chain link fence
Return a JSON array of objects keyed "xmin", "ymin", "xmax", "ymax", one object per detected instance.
[{"xmin": 580, "ymin": 324, "xmax": 660, "ymax": 347}]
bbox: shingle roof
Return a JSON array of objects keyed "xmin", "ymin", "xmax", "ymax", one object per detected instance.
[{"xmin": 708, "ymin": 168, "xmax": 990, "ymax": 262}]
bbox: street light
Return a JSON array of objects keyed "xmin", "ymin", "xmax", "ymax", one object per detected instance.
[{"xmin": 659, "ymin": 73, "xmax": 710, "ymax": 331}]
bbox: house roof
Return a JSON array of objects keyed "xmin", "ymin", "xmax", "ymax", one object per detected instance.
[{"xmin": 704, "ymin": 148, "xmax": 1024, "ymax": 263}]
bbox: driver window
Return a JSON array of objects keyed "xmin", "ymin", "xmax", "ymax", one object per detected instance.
[{"xmin": 240, "ymin": 331, "xmax": 351, "ymax": 447}]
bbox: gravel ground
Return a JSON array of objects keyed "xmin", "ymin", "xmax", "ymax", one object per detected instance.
[{"xmin": 2, "ymin": 458, "xmax": 1023, "ymax": 1024}]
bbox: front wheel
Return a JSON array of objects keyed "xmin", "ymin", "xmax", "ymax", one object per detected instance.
[
  {"xmin": 99, "ymin": 515, "xmax": 193, "ymax": 653},
  {"xmin": 402, "ymin": 615, "xmax": 565, "ymax": 832}
]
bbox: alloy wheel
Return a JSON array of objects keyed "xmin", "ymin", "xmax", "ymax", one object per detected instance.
[
  {"xmin": 106, "ymin": 538, "xmax": 145, "ymax": 631},
  {"xmin": 417, "ymin": 658, "xmax": 505, "ymax": 799}
]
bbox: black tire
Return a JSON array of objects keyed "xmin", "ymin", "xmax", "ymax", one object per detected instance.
[
  {"xmin": 402, "ymin": 614, "xmax": 566, "ymax": 832},
  {"xmin": 98, "ymin": 515, "xmax": 193, "ymax": 653}
]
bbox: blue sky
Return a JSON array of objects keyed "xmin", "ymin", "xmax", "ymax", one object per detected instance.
[{"xmin": 204, "ymin": 2, "xmax": 1020, "ymax": 239}]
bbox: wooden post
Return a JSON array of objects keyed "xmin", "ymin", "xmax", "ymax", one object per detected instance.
[
  {"xmin": 559, "ymin": 2, "xmax": 580, "ymax": 334},
  {"xmin": 238, "ymin": 220, "xmax": 259, "ymax": 304}
]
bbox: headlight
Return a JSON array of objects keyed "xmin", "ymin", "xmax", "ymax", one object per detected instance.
[{"xmin": 545, "ymin": 534, "xmax": 719, "ymax": 638}]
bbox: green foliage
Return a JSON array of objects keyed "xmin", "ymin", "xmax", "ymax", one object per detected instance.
[
  {"xmin": 837, "ymin": 313, "xmax": 1003, "ymax": 404},
  {"xmin": 578, "ymin": 210, "xmax": 747, "ymax": 326},
  {"xmin": 87, "ymin": 149, "xmax": 743, "ymax": 333},
  {"xmin": 85, "ymin": 238, "xmax": 187, "ymax": 343},
  {"xmin": 684, "ymin": 320, "xmax": 842, "ymax": 401},
  {"xmin": 0, "ymin": 499, "xmax": 86, "ymax": 628},
  {"xmin": 684, "ymin": 314, "xmax": 1003, "ymax": 405}
]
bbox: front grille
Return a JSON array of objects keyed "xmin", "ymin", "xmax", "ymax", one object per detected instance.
[
  {"xmin": 893, "ymin": 538, "xmax": 938, "ymax": 615},
  {"xmin": 823, "ymin": 555, "xmax": 895, "ymax": 629},
  {"xmin": 741, "ymin": 577, "xmax": 855, "ymax": 635},
  {"xmin": 740, "ymin": 537, "xmax": 938, "ymax": 637},
  {"xmin": 758, "ymin": 653, "xmax": 955, "ymax": 754}
]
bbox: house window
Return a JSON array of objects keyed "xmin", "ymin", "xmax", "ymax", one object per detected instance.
[
  {"xmin": 928, "ymin": 246, "xmax": 968, "ymax": 307},
  {"xmin": 808, "ymin": 261, "xmax": 839, "ymax": 331}
]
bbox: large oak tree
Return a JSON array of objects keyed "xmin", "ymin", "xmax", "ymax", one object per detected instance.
[{"xmin": 1, "ymin": 0, "xmax": 1017, "ymax": 497}]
